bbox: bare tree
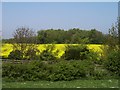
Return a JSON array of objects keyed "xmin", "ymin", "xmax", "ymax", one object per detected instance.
[{"xmin": 10, "ymin": 27, "xmax": 39, "ymax": 60}]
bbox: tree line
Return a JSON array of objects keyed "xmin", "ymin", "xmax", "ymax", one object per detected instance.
[{"xmin": 3, "ymin": 28, "xmax": 107, "ymax": 44}]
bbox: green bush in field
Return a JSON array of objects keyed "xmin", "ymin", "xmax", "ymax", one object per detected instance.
[
  {"xmin": 62, "ymin": 45, "xmax": 90, "ymax": 60},
  {"xmin": 39, "ymin": 49, "xmax": 56, "ymax": 61},
  {"xmin": 39, "ymin": 45, "xmax": 57, "ymax": 61},
  {"xmin": 8, "ymin": 50, "xmax": 23, "ymax": 60},
  {"xmin": 104, "ymin": 50, "xmax": 120, "ymax": 76},
  {"xmin": 8, "ymin": 47, "xmax": 39, "ymax": 60},
  {"xmin": 86, "ymin": 51, "xmax": 103, "ymax": 65}
]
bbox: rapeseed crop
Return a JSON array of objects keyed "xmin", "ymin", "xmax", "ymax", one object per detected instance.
[{"xmin": 1, "ymin": 44, "xmax": 102, "ymax": 58}]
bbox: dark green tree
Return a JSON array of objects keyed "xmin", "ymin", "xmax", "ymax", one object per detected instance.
[
  {"xmin": 37, "ymin": 28, "xmax": 105, "ymax": 44},
  {"xmin": 89, "ymin": 29, "xmax": 105, "ymax": 44}
]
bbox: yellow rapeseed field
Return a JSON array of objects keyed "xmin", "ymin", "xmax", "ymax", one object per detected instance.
[{"xmin": 1, "ymin": 44, "xmax": 103, "ymax": 58}]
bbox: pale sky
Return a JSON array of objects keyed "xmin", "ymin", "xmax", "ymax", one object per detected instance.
[
  {"xmin": 1, "ymin": 1, "xmax": 119, "ymax": 39},
  {"xmin": 1, "ymin": 0, "xmax": 120, "ymax": 2}
]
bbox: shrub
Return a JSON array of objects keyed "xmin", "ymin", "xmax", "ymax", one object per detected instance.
[
  {"xmin": 104, "ymin": 50, "xmax": 120, "ymax": 76},
  {"xmin": 2, "ymin": 62, "xmax": 26, "ymax": 81},
  {"xmin": 62, "ymin": 45, "xmax": 90, "ymax": 60},
  {"xmin": 25, "ymin": 48, "xmax": 39, "ymax": 60},
  {"xmin": 87, "ymin": 51, "xmax": 103, "ymax": 65},
  {"xmin": 47, "ymin": 60, "xmax": 95, "ymax": 81},
  {"xmin": 70, "ymin": 60, "xmax": 94, "ymax": 78},
  {"xmin": 91, "ymin": 69, "xmax": 110, "ymax": 80},
  {"xmin": 47, "ymin": 60, "xmax": 75, "ymax": 81},
  {"xmin": 39, "ymin": 45, "xmax": 57, "ymax": 61},
  {"xmin": 2, "ymin": 60, "xmax": 53, "ymax": 81},
  {"xmin": 39, "ymin": 50, "xmax": 56, "ymax": 61},
  {"xmin": 8, "ymin": 50, "xmax": 23, "ymax": 60},
  {"xmin": 3, "ymin": 61, "xmax": 40, "ymax": 81}
]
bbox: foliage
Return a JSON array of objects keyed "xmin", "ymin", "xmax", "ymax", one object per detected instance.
[
  {"xmin": 8, "ymin": 50, "xmax": 23, "ymax": 60},
  {"xmin": 62, "ymin": 45, "xmax": 99, "ymax": 61},
  {"xmin": 105, "ymin": 25, "xmax": 118, "ymax": 50},
  {"xmin": 90, "ymin": 65, "xmax": 116, "ymax": 80},
  {"xmin": 3, "ymin": 61, "xmax": 44, "ymax": 81},
  {"xmin": 104, "ymin": 50, "xmax": 120, "ymax": 76},
  {"xmin": 86, "ymin": 50, "xmax": 103, "ymax": 65},
  {"xmin": 8, "ymin": 27, "xmax": 39, "ymax": 60},
  {"xmin": 25, "ymin": 47, "xmax": 39, "ymax": 60},
  {"xmin": 39, "ymin": 45, "xmax": 57, "ymax": 61},
  {"xmin": 89, "ymin": 29, "xmax": 105, "ymax": 44},
  {"xmin": 37, "ymin": 28, "xmax": 105, "ymax": 44},
  {"xmin": 47, "ymin": 60, "xmax": 94, "ymax": 81},
  {"xmin": 102, "ymin": 17, "xmax": 120, "ymax": 76},
  {"xmin": 2, "ymin": 38, "xmax": 14, "ymax": 43},
  {"xmin": 104, "ymin": 17, "xmax": 120, "ymax": 50},
  {"xmin": 39, "ymin": 50, "xmax": 56, "ymax": 61},
  {"xmin": 2, "ymin": 60, "xmax": 95, "ymax": 81},
  {"xmin": 118, "ymin": 17, "xmax": 120, "ymax": 48}
]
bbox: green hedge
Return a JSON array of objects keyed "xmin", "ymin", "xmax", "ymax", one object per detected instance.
[
  {"xmin": 3, "ymin": 59, "xmax": 114, "ymax": 82},
  {"xmin": 47, "ymin": 60, "xmax": 94, "ymax": 81},
  {"xmin": 3, "ymin": 60, "xmax": 95, "ymax": 81}
]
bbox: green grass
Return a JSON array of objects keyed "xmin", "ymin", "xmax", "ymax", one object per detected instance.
[{"xmin": 2, "ymin": 79, "xmax": 118, "ymax": 88}]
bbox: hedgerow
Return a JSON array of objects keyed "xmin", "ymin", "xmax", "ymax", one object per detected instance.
[{"xmin": 3, "ymin": 60, "xmax": 96, "ymax": 81}]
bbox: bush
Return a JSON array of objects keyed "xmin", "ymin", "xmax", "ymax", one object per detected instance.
[
  {"xmin": 87, "ymin": 51, "xmax": 103, "ymax": 65},
  {"xmin": 47, "ymin": 60, "xmax": 95, "ymax": 81},
  {"xmin": 8, "ymin": 50, "xmax": 23, "ymax": 60},
  {"xmin": 25, "ymin": 48, "xmax": 39, "ymax": 60},
  {"xmin": 62, "ymin": 45, "xmax": 90, "ymax": 60},
  {"xmin": 2, "ymin": 62, "xmax": 26, "ymax": 81},
  {"xmin": 47, "ymin": 60, "xmax": 75, "ymax": 81},
  {"xmin": 104, "ymin": 50, "xmax": 120, "ymax": 76},
  {"xmin": 91, "ymin": 69, "xmax": 111, "ymax": 80},
  {"xmin": 2, "ymin": 61, "xmax": 44, "ymax": 81},
  {"xmin": 39, "ymin": 50, "xmax": 56, "ymax": 61},
  {"xmin": 39, "ymin": 45, "xmax": 57, "ymax": 61}
]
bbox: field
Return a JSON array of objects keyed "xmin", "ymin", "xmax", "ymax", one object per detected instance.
[
  {"xmin": 2, "ymin": 79, "xmax": 118, "ymax": 88},
  {"xmin": 1, "ymin": 44, "xmax": 103, "ymax": 58}
]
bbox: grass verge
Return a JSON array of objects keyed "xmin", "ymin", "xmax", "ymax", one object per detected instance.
[{"xmin": 2, "ymin": 79, "xmax": 118, "ymax": 88}]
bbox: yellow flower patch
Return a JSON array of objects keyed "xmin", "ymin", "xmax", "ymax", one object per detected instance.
[{"xmin": 1, "ymin": 44, "xmax": 103, "ymax": 58}]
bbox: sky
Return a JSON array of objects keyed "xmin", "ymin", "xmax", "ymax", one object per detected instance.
[
  {"xmin": 2, "ymin": 2, "xmax": 118, "ymax": 39},
  {"xmin": 1, "ymin": 0, "xmax": 120, "ymax": 2},
  {"xmin": 0, "ymin": 3, "xmax": 2, "ymax": 39}
]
